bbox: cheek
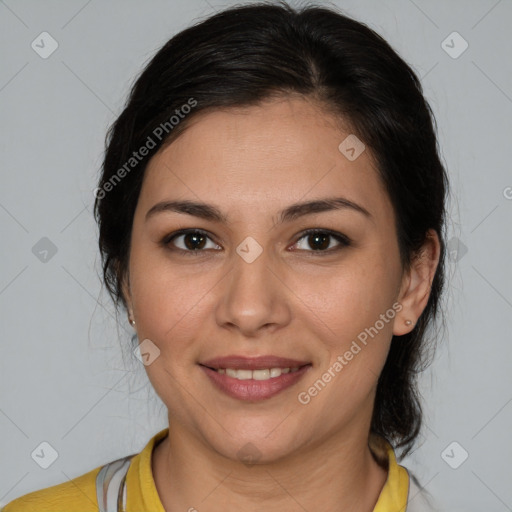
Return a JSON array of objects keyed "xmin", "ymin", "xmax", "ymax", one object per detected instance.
[
  {"xmin": 290, "ymin": 253, "xmax": 401, "ymax": 406},
  {"xmin": 293, "ymin": 257, "xmax": 399, "ymax": 342},
  {"xmin": 128, "ymin": 246, "xmax": 213, "ymax": 355},
  {"xmin": 127, "ymin": 249, "xmax": 211, "ymax": 409}
]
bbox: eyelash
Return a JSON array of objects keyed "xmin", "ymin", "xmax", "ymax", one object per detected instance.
[{"xmin": 160, "ymin": 228, "xmax": 352, "ymax": 257}]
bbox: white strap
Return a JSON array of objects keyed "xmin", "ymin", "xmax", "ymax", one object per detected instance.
[
  {"xmin": 406, "ymin": 472, "xmax": 438, "ymax": 511},
  {"xmin": 95, "ymin": 456, "xmax": 133, "ymax": 512}
]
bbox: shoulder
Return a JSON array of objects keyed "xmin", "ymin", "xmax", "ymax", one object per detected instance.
[{"xmin": 1, "ymin": 464, "xmax": 102, "ymax": 512}]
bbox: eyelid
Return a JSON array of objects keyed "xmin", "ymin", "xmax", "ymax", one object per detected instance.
[{"xmin": 294, "ymin": 228, "xmax": 352, "ymax": 245}]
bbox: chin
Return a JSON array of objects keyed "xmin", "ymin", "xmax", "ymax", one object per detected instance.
[{"xmin": 204, "ymin": 420, "xmax": 307, "ymax": 466}]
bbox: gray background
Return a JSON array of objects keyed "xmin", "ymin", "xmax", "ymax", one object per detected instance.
[{"xmin": 1, "ymin": 0, "xmax": 511, "ymax": 510}]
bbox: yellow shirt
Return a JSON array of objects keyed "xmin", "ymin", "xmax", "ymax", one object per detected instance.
[{"xmin": 2, "ymin": 428, "xmax": 411, "ymax": 511}]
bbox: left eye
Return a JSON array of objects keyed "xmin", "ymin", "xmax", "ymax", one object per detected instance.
[{"xmin": 292, "ymin": 229, "xmax": 351, "ymax": 253}]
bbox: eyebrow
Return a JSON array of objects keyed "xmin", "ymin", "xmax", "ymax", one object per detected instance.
[{"xmin": 145, "ymin": 197, "xmax": 372, "ymax": 224}]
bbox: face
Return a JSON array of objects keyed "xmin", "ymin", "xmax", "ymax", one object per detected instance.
[{"xmin": 123, "ymin": 96, "xmax": 423, "ymax": 463}]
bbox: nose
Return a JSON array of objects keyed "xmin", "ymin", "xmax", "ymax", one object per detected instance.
[{"xmin": 214, "ymin": 241, "xmax": 291, "ymax": 338}]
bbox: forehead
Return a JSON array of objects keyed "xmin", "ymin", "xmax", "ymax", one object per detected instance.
[{"xmin": 138, "ymin": 96, "xmax": 392, "ymax": 223}]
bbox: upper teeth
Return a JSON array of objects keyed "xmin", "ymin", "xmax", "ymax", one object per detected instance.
[{"xmin": 217, "ymin": 367, "xmax": 300, "ymax": 380}]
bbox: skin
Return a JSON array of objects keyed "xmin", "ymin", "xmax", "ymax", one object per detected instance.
[{"xmin": 122, "ymin": 96, "xmax": 440, "ymax": 512}]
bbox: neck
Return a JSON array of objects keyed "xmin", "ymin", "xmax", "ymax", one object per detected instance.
[{"xmin": 152, "ymin": 421, "xmax": 388, "ymax": 512}]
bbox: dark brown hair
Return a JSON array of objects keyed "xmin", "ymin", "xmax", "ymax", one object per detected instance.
[{"xmin": 94, "ymin": 1, "xmax": 449, "ymax": 457}]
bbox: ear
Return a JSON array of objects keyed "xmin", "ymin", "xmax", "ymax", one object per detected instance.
[
  {"xmin": 120, "ymin": 266, "xmax": 134, "ymax": 318},
  {"xmin": 393, "ymin": 229, "xmax": 441, "ymax": 336}
]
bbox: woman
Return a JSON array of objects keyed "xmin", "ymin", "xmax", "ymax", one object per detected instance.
[{"xmin": 2, "ymin": 1, "xmax": 448, "ymax": 511}]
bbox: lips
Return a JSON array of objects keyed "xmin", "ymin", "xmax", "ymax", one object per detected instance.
[
  {"xmin": 200, "ymin": 364, "xmax": 311, "ymax": 401},
  {"xmin": 198, "ymin": 355, "xmax": 312, "ymax": 401},
  {"xmin": 200, "ymin": 355, "xmax": 311, "ymax": 371}
]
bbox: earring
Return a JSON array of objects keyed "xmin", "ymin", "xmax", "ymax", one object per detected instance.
[
  {"xmin": 405, "ymin": 320, "xmax": 412, "ymax": 326},
  {"xmin": 129, "ymin": 317, "xmax": 135, "ymax": 327}
]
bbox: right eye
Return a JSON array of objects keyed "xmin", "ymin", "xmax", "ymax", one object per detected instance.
[{"xmin": 161, "ymin": 229, "xmax": 222, "ymax": 255}]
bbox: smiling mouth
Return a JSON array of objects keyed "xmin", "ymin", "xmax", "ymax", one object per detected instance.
[{"xmin": 198, "ymin": 363, "xmax": 312, "ymax": 401}]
